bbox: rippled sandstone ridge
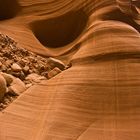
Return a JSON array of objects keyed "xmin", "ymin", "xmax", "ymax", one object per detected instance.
[{"xmin": 0, "ymin": 0, "xmax": 140, "ymax": 140}]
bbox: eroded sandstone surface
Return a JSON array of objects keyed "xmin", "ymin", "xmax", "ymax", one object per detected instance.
[{"xmin": 0, "ymin": 0, "xmax": 140, "ymax": 140}]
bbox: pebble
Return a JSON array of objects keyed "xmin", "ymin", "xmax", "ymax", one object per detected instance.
[
  {"xmin": 9, "ymin": 78, "xmax": 26, "ymax": 96},
  {"xmin": 11, "ymin": 63, "xmax": 22, "ymax": 72},
  {"xmin": 18, "ymin": 59, "xmax": 26, "ymax": 67},
  {"xmin": 23, "ymin": 65, "xmax": 29, "ymax": 74}
]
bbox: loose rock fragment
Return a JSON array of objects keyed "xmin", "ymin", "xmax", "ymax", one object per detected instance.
[
  {"xmin": 9, "ymin": 78, "xmax": 26, "ymax": 96},
  {"xmin": 0, "ymin": 72, "xmax": 15, "ymax": 86},
  {"xmin": 0, "ymin": 103, "xmax": 7, "ymax": 110},
  {"xmin": 48, "ymin": 67, "xmax": 62, "ymax": 79},
  {"xmin": 25, "ymin": 73, "xmax": 46, "ymax": 83},
  {"xmin": 11, "ymin": 63, "xmax": 22, "ymax": 72},
  {"xmin": 23, "ymin": 65, "xmax": 29, "ymax": 74},
  {"xmin": 1, "ymin": 65, "xmax": 7, "ymax": 72},
  {"xmin": 47, "ymin": 57, "xmax": 65, "ymax": 70}
]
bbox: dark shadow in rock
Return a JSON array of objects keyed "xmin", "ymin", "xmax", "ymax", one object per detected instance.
[
  {"xmin": 30, "ymin": 9, "xmax": 88, "ymax": 48},
  {"xmin": 0, "ymin": 0, "xmax": 21, "ymax": 20},
  {"xmin": 132, "ymin": 0, "xmax": 140, "ymax": 7},
  {"xmin": 103, "ymin": 9, "xmax": 140, "ymax": 32}
]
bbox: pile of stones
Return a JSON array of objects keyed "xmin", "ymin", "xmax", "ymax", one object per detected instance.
[{"xmin": 0, "ymin": 33, "xmax": 69, "ymax": 111}]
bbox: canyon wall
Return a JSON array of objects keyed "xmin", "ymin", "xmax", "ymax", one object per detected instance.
[{"xmin": 0, "ymin": 0, "xmax": 140, "ymax": 139}]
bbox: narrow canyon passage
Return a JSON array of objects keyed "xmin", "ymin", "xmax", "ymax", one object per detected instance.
[{"xmin": 0, "ymin": 0, "xmax": 140, "ymax": 140}]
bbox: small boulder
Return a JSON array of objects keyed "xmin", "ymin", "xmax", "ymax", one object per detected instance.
[
  {"xmin": 25, "ymin": 73, "xmax": 46, "ymax": 83},
  {"xmin": 47, "ymin": 57, "xmax": 65, "ymax": 70},
  {"xmin": 11, "ymin": 63, "xmax": 22, "ymax": 72},
  {"xmin": 0, "ymin": 72, "xmax": 15, "ymax": 86},
  {"xmin": 8, "ymin": 78, "xmax": 26, "ymax": 96}
]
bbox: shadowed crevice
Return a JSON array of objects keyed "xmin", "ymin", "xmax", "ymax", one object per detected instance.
[
  {"xmin": 103, "ymin": 9, "xmax": 140, "ymax": 32},
  {"xmin": 30, "ymin": 9, "xmax": 88, "ymax": 48},
  {"xmin": 0, "ymin": 0, "xmax": 21, "ymax": 20}
]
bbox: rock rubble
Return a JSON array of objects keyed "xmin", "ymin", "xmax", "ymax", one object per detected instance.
[{"xmin": 0, "ymin": 33, "xmax": 69, "ymax": 111}]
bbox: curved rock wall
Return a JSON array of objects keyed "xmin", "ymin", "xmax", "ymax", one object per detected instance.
[{"xmin": 0, "ymin": 0, "xmax": 140, "ymax": 140}]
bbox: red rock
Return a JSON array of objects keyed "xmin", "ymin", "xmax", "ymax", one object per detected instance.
[
  {"xmin": 25, "ymin": 73, "xmax": 46, "ymax": 83},
  {"xmin": 47, "ymin": 67, "xmax": 62, "ymax": 79},
  {"xmin": 11, "ymin": 63, "xmax": 22, "ymax": 72},
  {"xmin": 0, "ymin": 72, "xmax": 15, "ymax": 86},
  {"xmin": 9, "ymin": 78, "xmax": 26, "ymax": 96},
  {"xmin": 47, "ymin": 57, "xmax": 65, "ymax": 70}
]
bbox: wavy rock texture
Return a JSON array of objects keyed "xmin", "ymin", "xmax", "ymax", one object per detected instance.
[{"xmin": 0, "ymin": 0, "xmax": 140, "ymax": 139}]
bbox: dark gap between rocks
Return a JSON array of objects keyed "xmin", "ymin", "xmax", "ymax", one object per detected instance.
[{"xmin": 30, "ymin": 9, "xmax": 88, "ymax": 48}]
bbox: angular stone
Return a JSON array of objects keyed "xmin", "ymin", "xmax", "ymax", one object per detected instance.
[
  {"xmin": 25, "ymin": 73, "xmax": 46, "ymax": 83},
  {"xmin": 0, "ymin": 72, "xmax": 15, "ymax": 86},
  {"xmin": 48, "ymin": 67, "xmax": 62, "ymax": 79},
  {"xmin": 0, "ymin": 61, "xmax": 2, "ymax": 67},
  {"xmin": 9, "ymin": 78, "xmax": 26, "ymax": 95},
  {"xmin": 11, "ymin": 63, "xmax": 22, "ymax": 72},
  {"xmin": 47, "ymin": 57, "xmax": 65, "ymax": 70},
  {"xmin": 23, "ymin": 65, "xmax": 29, "ymax": 74}
]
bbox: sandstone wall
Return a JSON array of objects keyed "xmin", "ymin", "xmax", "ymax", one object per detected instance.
[{"xmin": 0, "ymin": 0, "xmax": 140, "ymax": 140}]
